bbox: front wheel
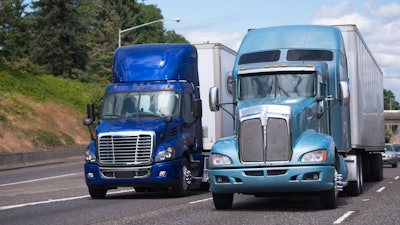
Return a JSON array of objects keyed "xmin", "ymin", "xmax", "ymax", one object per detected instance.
[
  {"xmin": 320, "ymin": 170, "xmax": 339, "ymax": 209},
  {"xmin": 212, "ymin": 192, "xmax": 233, "ymax": 210},
  {"xmin": 172, "ymin": 158, "xmax": 191, "ymax": 197},
  {"xmin": 88, "ymin": 187, "xmax": 107, "ymax": 199}
]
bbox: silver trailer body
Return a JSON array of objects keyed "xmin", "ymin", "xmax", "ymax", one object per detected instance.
[
  {"xmin": 336, "ymin": 25, "xmax": 384, "ymax": 151},
  {"xmin": 195, "ymin": 43, "xmax": 236, "ymax": 150}
]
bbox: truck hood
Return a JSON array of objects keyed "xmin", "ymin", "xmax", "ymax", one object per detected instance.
[
  {"xmin": 238, "ymin": 97, "xmax": 315, "ymax": 116},
  {"xmin": 96, "ymin": 117, "xmax": 167, "ymax": 135}
]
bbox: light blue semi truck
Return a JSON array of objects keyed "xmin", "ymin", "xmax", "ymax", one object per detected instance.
[{"xmin": 208, "ymin": 24, "xmax": 384, "ymax": 209}]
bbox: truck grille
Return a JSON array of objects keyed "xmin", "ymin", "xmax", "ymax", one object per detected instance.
[
  {"xmin": 240, "ymin": 117, "xmax": 291, "ymax": 163},
  {"xmin": 98, "ymin": 132, "xmax": 154, "ymax": 165}
]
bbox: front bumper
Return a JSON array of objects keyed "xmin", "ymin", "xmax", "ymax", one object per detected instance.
[
  {"xmin": 209, "ymin": 165, "xmax": 335, "ymax": 194},
  {"xmin": 382, "ymin": 157, "xmax": 397, "ymax": 165},
  {"xmin": 84, "ymin": 159, "xmax": 181, "ymax": 189}
]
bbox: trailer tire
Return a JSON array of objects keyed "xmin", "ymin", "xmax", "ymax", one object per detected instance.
[
  {"xmin": 213, "ymin": 192, "xmax": 233, "ymax": 210},
  {"xmin": 172, "ymin": 158, "xmax": 191, "ymax": 197},
  {"xmin": 371, "ymin": 153, "xmax": 383, "ymax": 181},
  {"xmin": 88, "ymin": 187, "xmax": 107, "ymax": 199},
  {"xmin": 362, "ymin": 154, "xmax": 372, "ymax": 182},
  {"xmin": 344, "ymin": 155, "xmax": 363, "ymax": 196}
]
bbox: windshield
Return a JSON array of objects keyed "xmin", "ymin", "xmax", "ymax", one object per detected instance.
[
  {"xmin": 238, "ymin": 72, "xmax": 316, "ymax": 100},
  {"xmin": 101, "ymin": 90, "xmax": 180, "ymax": 118},
  {"xmin": 385, "ymin": 144, "xmax": 394, "ymax": 152}
]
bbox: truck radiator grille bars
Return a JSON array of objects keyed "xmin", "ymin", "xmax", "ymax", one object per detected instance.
[
  {"xmin": 98, "ymin": 132, "xmax": 154, "ymax": 165},
  {"xmin": 239, "ymin": 117, "xmax": 291, "ymax": 163}
]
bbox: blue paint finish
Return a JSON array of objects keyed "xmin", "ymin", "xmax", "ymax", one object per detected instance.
[
  {"xmin": 210, "ymin": 25, "xmax": 350, "ymax": 197},
  {"xmin": 113, "ymin": 44, "xmax": 199, "ymax": 86},
  {"xmin": 84, "ymin": 44, "xmax": 206, "ymax": 193},
  {"xmin": 209, "ymin": 165, "xmax": 335, "ymax": 193}
]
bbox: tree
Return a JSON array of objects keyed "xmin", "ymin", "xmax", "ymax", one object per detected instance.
[
  {"xmin": 0, "ymin": 0, "xmax": 31, "ymax": 61},
  {"xmin": 384, "ymin": 89, "xmax": 399, "ymax": 110},
  {"xmin": 30, "ymin": 0, "xmax": 88, "ymax": 77},
  {"xmin": 83, "ymin": 1, "xmax": 188, "ymax": 81}
]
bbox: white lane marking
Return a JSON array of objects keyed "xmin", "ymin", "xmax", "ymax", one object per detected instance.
[
  {"xmin": 376, "ymin": 187, "xmax": 386, "ymax": 192},
  {"xmin": 394, "ymin": 176, "xmax": 399, "ymax": 180},
  {"xmin": 189, "ymin": 197, "xmax": 212, "ymax": 204},
  {"xmin": 333, "ymin": 211, "xmax": 355, "ymax": 224},
  {"xmin": 361, "ymin": 199, "xmax": 369, "ymax": 202},
  {"xmin": 0, "ymin": 173, "xmax": 81, "ymax": 187},
  {"xmin": 0, "ymin": 189, "xmax": 132, "ymax": 211}
]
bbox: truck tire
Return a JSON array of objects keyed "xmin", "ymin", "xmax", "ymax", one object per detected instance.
[
  {"xmin": 320, "ymin": 170, "xmax": 338, "ymax": 209},
  {"xmin": 88, "ymin": 187, "xmax": 107, "ymax": 199},
  {"xmin": 344, "ymin": 155, "xmax": 363, "ymax": 196},
  {"xmin": 362, "ymin": 154, "xmax": 372, "ymax": 182},
  {"xmin": 371, "ymin": 153, "xmax": 383, "ymax": 181},
  {"xmin": 172, "ymin": 158, "xmax": 191, "ymax": 197},
  {"xmin": 213, "ymin": 192, "xmax": 233, "ymax": 210}
]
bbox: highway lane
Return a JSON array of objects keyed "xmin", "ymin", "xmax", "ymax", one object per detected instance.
[{"xmin": 0, "ymin": 161, "xmax": 399, "ymax": 225}]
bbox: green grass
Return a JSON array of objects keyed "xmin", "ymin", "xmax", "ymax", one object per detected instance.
[
  {"xmin": 0, "ymin": 64, "xmax": 106, "ymax": 150},
  {"xmin": 0, "ymin": 64, "xmax": 104, "ymax": 115}
]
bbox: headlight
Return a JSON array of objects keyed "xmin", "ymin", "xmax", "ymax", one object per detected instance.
[
  {"xmin": 155, "ymin": 147, "xmax": 175, "ymax": 162},
  {"xmin": 210, "ymin": 153, "xmax": 232, "ymax": 165},
  {"xmin": 301, "ymin": 150, "xmax": 327, "ymax": 162},
  {"xmin": 85, "ymin": 150, "xmax": 96, "ymax": 163}
]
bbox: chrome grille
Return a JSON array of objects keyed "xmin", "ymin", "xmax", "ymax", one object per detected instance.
[
  {"xmin": 240, "ymin": 117, "xmax": 290, "ymax": 163},
  {"xmin": 98, "ymin": 132, "xmax": 154, "ymax": 165}
]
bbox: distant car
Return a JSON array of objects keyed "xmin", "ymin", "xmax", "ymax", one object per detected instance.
[
  {"xmin": 392, "ymin": 144, "xmax": 400, "ymax": 160},
  {"xmin": 383, "ymin": 143, "xmax": 398, "ymax": 168}
]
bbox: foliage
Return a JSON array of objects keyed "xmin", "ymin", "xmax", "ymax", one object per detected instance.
[
  {"xmin": 1, "ymin": 0, "xmax": 188, "ymax": 81},
  {"xmin": 24, "ymin": 129, "xmax": 62, "ymax": 147},
  {"xmin": 0, "ymin": 0, "xmax": 32, "ymax": 61},
  {"xmin": 0, "ymin": 64, "xmax": 104, "ymax": 115},
  {"xmin": 384, "ymin": 89, "xmax": 399, "ymax": 110},
  {"xmin": 30, "ymin": 0, "xmax": 89, "ymax": 77}
]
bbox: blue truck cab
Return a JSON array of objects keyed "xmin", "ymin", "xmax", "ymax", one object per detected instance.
[
  {"xmin": 83, "ymin": 44, "xmax": 207, "ymax": 198},
  {"xmin": 207, "ymin": 25, "xmax": 372, "ymax": 209}
]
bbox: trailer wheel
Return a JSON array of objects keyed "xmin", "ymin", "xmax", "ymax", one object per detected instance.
[
  {"xmin": 213, "ymin": 192, "xmax": 233, "ymax": 210},
  {"xmin": 320, "ymin": 170, "xmax": 338, "ymax": 209},
  {"xmin": 344, "ymin": 155, "xmax": 363, "ymax": 196},
  {"xmin": 362, "ymin": 154, "xmax": 372, "ymax": 182},
  {"xmin": 371, "ymin": 153, "xmax": 383, "ymax": 181},
  {"xmin": 88, "ymin": 187, "xmax": 107, "ymax": 199},
  {"xmin": 172, "ymin": 158, "xmax": 191, "ymax": 197}
]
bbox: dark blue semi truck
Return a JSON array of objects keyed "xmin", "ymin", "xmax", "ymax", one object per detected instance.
[{"xmin": 83, "ymin": 43, "xmax": 236, "ymax": 198}]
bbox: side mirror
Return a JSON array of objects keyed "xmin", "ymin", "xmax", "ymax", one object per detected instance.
[
  {"xmin": 84, "ymin": 103, "xmax": 95, "ymax": 126},
  {"xmin": 209, "ymin": 87, "xmax": 220, "ymax": 112},
  {"xmin": 193, "ymin": 99, "xmax": 202, "ymax": 118}
]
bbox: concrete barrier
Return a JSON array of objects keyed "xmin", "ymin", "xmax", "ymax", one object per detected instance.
[{"xmin": 0, "ymin": 145, "xmax": 86, "ymax": 171}]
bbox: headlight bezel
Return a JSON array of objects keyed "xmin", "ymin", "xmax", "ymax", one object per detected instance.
[
  {"xmin": 301, "ymin": 149, "xmax": 327, "ymax": 163},
  {"xmin": 85, "ymin": 150, "xmax": 97, "ymax": 163},
  {"xmin": 210, "ymin": 153, "xmax": 232, "ymax": 166},
  {"xmin": 155, "ymin": 147, "xmax": 175, "ymax": 162}
]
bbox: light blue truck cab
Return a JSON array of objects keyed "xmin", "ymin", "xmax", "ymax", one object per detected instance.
[
  {"xmin": 208, "ymin": 25, "xmax": 384, "ymax": 209},
  {"xmin": 83, "ymin": 44, "xmax": 207, "ymax": 198}
]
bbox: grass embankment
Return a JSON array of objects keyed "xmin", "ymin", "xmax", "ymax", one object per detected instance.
[{"xmin": 0, "ymin": 64, "xmax": 104, "ymax": 153}]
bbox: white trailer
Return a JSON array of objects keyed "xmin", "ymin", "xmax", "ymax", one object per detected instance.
[
  {"xmin": 336, "ymin": 25, "xmax": 384, "ymax": 187},
  {"xmin": 195, "ymin": 43, "xmax": 237, "ymax": 150}
]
